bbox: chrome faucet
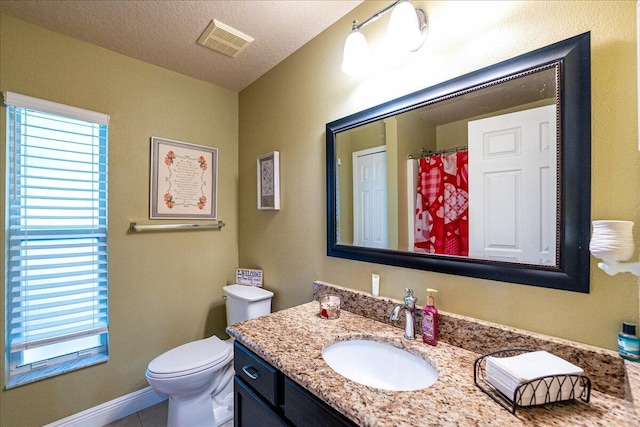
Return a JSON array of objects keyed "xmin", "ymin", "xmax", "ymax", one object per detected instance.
[{"xmin": 390, "ymin": 288, "xmax": 417, "ymax": 340}]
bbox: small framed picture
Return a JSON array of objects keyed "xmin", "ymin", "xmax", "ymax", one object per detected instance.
[{"xmin": 257, "ymin": 151, "xmax": 280, "ymax": 210}]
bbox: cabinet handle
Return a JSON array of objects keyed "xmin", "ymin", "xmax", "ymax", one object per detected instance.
[{"xmin": 241, "ymin": 365, "xmax": 260, "ymax": 380}]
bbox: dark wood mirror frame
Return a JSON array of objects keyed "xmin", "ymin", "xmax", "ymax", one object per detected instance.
[{"xmin": 326, "ymin": 32, "xmax": 591, "ymax": 293}]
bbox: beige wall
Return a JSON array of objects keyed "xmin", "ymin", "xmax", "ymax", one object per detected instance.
[
  {"xmin": 0, "ymin": 15, "xmax": 239, "ymax": 426},
  {"xmin": 239, "ymin": 0, "xmax": 639, "ymax": 350},
  {"xmin": 336, "ymin": 121, "xmax": 386, "ymax": 245}
]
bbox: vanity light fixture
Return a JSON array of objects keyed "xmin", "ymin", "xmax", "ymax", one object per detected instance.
[
  {"xmin": 589, "ymin": 220, "xmax": 640, "ymax": 276},
  {"xmin": 341, "ymin": 0, "xmax": 428, "ymax": 76}
]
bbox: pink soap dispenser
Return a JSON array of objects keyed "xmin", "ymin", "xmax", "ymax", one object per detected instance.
[{"xmin": 422, "ymin": 288, "xmax": 439, "ymax": 346}]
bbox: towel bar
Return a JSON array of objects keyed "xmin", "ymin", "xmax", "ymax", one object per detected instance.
[{"xmin": 129, "ymin": 221, "xmax": 225, "ymax": 232}]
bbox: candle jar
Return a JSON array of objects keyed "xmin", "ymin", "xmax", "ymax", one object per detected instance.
[{"xmin": 319, "ymin": 295, "xmax": 340, "ymax": 320}]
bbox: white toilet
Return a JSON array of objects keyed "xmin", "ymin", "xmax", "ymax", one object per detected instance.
[{"xmin": 146, "ymin": 284, "xmax": 274, "ymax": 427}]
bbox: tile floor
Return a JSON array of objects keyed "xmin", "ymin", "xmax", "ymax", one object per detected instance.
[{"xmin": 103, "ymin": 400, "xmax": 234, "ymax": 427}]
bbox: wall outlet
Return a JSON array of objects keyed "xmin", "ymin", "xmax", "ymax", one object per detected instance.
[{"xmin": 371, "ymin": 273, "xmax": 380, "ymax": 297}]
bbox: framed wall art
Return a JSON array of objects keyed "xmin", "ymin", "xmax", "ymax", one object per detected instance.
[
  {"xmin": 257, "ymin": 151, "xmax": 280, "ymax": 210},
  {"xmin": 150, "ymin": 137, "xmax": 218, "ymax": 219}
]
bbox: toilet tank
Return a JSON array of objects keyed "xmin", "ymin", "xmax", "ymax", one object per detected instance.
[{"xmin": 223, "ymin": 284, "xmax": 274, "ymax": 326}]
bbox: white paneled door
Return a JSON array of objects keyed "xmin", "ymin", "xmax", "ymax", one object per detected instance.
[
  {"xmin": 468, "ymin": 105, "xmax": 557, "ymax": 265},
  {"xmin": 353, "ymin": 146, "xmax": 388, "ymax": 248}
]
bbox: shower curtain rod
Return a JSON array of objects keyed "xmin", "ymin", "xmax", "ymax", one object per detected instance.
[{"xmin": 408, "ymin": 146, "xmax": 468, "ymax": 160}]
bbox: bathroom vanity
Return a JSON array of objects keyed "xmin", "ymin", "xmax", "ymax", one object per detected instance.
[
  {"xmin": 234, "ymin": 341, "xmax": 355, "ymax": 426},
  {"xmin": 227, "ymin": 282, "xmax": 639, "ymax": 426}
]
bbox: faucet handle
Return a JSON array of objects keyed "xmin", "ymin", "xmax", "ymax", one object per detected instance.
[{"xmin": 404, "ymin": 288, "xmax": 417, "ymax": 306}]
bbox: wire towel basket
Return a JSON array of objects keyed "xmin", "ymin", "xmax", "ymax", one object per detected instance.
[{"xmin": 473, "ymin": 349, "xmax": 591, "ymax": 414}]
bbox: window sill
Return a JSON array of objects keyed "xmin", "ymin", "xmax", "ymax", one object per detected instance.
[{"xmin": 6, "ymin": 353, "xmax": 109, "ymax": 389}]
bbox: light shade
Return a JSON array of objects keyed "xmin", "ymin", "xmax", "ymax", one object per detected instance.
[
  {"xmin": 387, "ymin": 0, "xmax": 422, "ymax": 51},
  {"xmin": 341, "ymin": 28, "xmax": 370, "ymax": 76},
  {"xmin": 341, "ymin": 1, "xmax": 428, "ymax": 76}
]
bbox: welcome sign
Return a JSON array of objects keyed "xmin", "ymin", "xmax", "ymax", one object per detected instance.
[{"xmin": 236, "ymin": 268, "xmax": 263, "ymax": 286}]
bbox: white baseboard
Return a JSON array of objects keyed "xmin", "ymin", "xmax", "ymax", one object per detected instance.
[{"xmin": 43, "ymin": 386, "xmax": 167, "ymax": 427}]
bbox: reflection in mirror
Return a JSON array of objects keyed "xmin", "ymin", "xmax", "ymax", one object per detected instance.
[
  {"xmin": 327, "ymin": 33, "xmax": 591, "ymax": 292},
  {"xmin": 337, "ymin": 67, "xmax": 558, "ymax": 267}
]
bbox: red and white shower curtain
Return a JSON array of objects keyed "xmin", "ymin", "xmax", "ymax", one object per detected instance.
[{"xmin": 414, "ymin": 151, "xmax": 469, "ymax": 256}]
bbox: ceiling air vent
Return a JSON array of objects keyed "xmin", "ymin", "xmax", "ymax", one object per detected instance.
[{"xmin": 197, "ymin": 19, "xmax": 254, "ymax": 58}]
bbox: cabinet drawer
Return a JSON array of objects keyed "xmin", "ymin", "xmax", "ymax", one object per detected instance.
[{"xmin": 234, "ymin": 341, "xmax": 280, "ymax": 407}]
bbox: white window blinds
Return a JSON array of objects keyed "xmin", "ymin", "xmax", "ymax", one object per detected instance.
[{"xmin": 4, "ymin": 92, "xmax": 110, "ymax": 387}]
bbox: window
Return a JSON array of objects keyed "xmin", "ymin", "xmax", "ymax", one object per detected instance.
[{"xmin": 4, "ymin": 92, "xmax": 109, "ymax": 388}]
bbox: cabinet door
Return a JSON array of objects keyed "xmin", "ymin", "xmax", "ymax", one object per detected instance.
[
  {"xmin": 234, "ymin": 377, "xmax": 288, "ymax": 427},
  {"xmin": 284, "ymin": 377, "xmax": 356, "ymax": 427}
]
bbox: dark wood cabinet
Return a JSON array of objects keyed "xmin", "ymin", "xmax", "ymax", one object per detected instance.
[
  {"xmin": 233, "ymin": 341, "xmax": 356, "ymax": 427},
  {"xmin": 234, "ymin": 377, "xmax": 287, "ymax": 427},
  {"xmin": 283, "ymin": 376, "xmax": 356, "ymax": 427}
]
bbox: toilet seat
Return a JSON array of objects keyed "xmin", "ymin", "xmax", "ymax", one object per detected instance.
[{"xmin": 146, "ymin": 336, "xmax": 232, "ymax": 379}]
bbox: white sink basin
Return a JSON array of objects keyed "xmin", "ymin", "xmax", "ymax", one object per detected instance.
[{"xmin": 321, "ymin": 339, "xmax": 438, "ymax": 391}]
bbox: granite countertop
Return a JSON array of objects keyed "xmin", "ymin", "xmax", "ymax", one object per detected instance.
[{"xmin": 227, "ymin": 301, "xmax": 636, "ymax": 426}]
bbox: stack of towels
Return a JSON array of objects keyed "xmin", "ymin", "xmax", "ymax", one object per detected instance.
[{"xmin": 485, "ymin": 351, "xmax": 585, "ymax": 405}]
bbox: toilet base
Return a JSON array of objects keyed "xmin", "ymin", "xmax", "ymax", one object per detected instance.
[
  {"xmin": 167, "ymin": 395, "xmax": 233, "ymax": 427},
  {"xmin": 212, "ymin": 393, "xmax": 234, "ymax": 426},
  {"xmin": 166, "ymin": 363, "xmax": 234, "ymax": 427}
]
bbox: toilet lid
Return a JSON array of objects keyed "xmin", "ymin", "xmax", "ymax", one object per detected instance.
[
  {"xmin": 147, "ymin": 336, "xmax": 232, "ymax": 378},
  {"xmin": 223, "ymin": 284, "xmax": 274, "ymax": 301}
]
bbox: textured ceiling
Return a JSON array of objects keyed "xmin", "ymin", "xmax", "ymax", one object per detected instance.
[{"xmin": 0, "ymin": 0, "xmax": 363, "ymax": 92}]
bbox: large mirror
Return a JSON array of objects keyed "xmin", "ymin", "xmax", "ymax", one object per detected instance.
[{"xmin": 326, "ymin": 32, "xmax": 591, "ymax": 292}]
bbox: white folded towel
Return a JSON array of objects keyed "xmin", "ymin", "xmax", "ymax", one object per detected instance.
[{"xmin": 485, "ymin": 351, "xmax": 585, "ymax": 405}]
